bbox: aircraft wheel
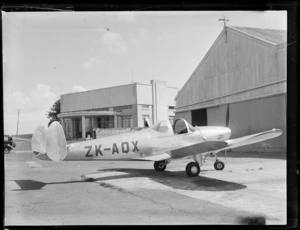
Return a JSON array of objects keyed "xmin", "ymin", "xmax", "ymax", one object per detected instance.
[
  {"xmin": 185, "ymin": 162, "xmax": 200, "ymax": 177},
  {"xmin": 214, "ymin": 160, "xmax": 225, "ymax": 170},
  {"xmin": 154, "ymin": 161, "xmax": 167, "ymax": 172},
  {"xmin": 4, "ymin": 148, "xmax": 11, "ymax": 154}
]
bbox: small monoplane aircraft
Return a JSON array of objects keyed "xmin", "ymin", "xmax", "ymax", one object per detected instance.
[{"xmin": 31, "ymin": 118, "xmax": 282, "ymax": 177}]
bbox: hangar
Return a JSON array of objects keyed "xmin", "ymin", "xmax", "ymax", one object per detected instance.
[
  {"xmin": 175, "ymin": 26, "xmax": 286, "ymax": 152},
  {"xmin": 59, "ymin": 80, "xmax": 178, "ymax": 140}
]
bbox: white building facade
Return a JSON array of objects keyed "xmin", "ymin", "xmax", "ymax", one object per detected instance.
[{"xmin": 59, "ymin": 80, "xmax": 178, "ymax": 140}]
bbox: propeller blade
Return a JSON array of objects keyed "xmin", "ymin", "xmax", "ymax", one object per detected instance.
[{"xmin": 226, "ymin": 103, "xmax": 230, "ymax": 127}]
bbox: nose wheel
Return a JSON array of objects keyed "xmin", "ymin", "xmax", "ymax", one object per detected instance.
[
  {"xmin": 185, "ymin": 162, "xmax": 200, "ymax": 177},
  {"xmin": 214, "ymin": 160, "xmax": 225, "ymax": 170}
]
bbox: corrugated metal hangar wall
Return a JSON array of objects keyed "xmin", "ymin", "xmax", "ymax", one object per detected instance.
[{"xmin": 175, "ymin": 27, "xmax": 286, "ymax": 153}]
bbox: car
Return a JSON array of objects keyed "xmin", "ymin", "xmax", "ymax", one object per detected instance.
[{"xmin": 4, "ymin": 135, "xmax": 16, "ymax": 154}]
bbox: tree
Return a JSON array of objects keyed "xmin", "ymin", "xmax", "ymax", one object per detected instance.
[{"xmin": 46, "ymin": 99, "xmax": 61, "ymax": 126}]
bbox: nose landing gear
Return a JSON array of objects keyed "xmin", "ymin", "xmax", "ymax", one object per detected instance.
[{"xmin": 214, "ymin": 160, "xmax": 225, "ymax": 170}]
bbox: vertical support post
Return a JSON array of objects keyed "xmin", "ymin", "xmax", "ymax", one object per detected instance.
[
  {"xmin": 151, "ymin": 80, "xmax": 157, "ymax": 124},
  {"xmin": 81, "ymin": 116, "xmax": 86, "ymax": 138},
  {"xmin": 114, "ymin": 115, "xmax": 118, "ymax": 128},
  {"xmin": 16, "ymin": 109, "xmax": 20, "ymax": 136}
]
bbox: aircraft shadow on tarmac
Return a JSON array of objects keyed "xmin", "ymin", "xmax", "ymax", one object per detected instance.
[
  {"xmin": 12, "ymin": 169, "xmax": 246, "ymax": 192},
  {"xmin": 12, "ymin": 179, "xmax": 88, "ymax": 191},
  {"xmin": 93, "ymin": 168, "xmax": 247, "ymax": 191}
]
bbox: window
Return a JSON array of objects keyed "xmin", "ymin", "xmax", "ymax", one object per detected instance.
[
  {"xmin": 122, "ymin": 115, "xmax": 133, "ymax": 128},
  {"xmin": 168, "ymin": 106, "xmax": 175, "ymax": 110},
  {"xmin": 142, "ymin": 115, "xmax": 150, "ymax": 120},
  {"xmin": 97, "ymin": 116, "xmax": 114, "ymax": 128},
  {"xmin": 113, "ymin": 105, "xmax": 132, "ymax": 111},
  {"xmin": 142, "ymin": 105, "xmax": 150, "ymax": 109}
]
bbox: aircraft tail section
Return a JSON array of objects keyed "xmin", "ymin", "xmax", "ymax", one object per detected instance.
[
  {"xmin": 45, "ymin": 121, "xmax": 67, "ymax": 161},
  {"xmin": 32, "ymin": 125, "xmax": 47, "ymax": 154},
  {"xmin": 31, "ymin": 121, "xmax": 67, "ymax": 161}
]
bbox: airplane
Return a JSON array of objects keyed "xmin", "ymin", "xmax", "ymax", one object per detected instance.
[{"xmin": 31, "ymin": 118, "xmax": 282, "ymax": 177}]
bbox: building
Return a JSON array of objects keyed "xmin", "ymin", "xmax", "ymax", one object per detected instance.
[
  {"xmin": 175, "ymin": 26, "xmax": 286, "ymax": 152},
  {"xmin": 59, "ymin": 80, "xmax": 178, "ymax": 140}
]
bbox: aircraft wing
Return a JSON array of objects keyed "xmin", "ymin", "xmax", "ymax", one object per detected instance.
[
  {"xmin": 222, "ymin": 128, "xmax": 282, "ymax": 151},
  {"xmin": 170, "ymin": 141, "xmax": 228, "ymax": 159},
  {"xmin": 134, "ymin": 153, "xmax": 171, "ymax": 161},
  {"xmin": 147, "ymin": 128, "xmax": 282, "ymax": 160},
  {"xmin": 133, "ymin": 141, "xmax": 227, "ymax": 161}
]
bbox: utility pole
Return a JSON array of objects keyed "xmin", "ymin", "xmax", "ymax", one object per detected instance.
[{"xmin": 16, "ymin": 109, "xmax": 20, "ymax": 136}]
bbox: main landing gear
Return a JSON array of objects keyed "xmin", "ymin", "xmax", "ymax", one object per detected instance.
[
  {"xmin": 154, "ymin": 156, "xmax": 225, "ymax": 177},
  {"xmin": 185, "ymin": 162, "xmax": 200, "ymax": 177},
  {"xmin": 154, "ymin": 160, "xmax": 167, "ymax": 172}
]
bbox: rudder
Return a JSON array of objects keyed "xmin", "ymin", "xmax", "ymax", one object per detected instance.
[{"xmin": 46, "ymin": 121, "xmax": 67, "ymax": 161}]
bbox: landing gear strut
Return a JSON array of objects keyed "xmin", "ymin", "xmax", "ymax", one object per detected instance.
[
  {"xmin": 214, "ymin": 160, "xmax": 225, "ymax": 170},
  {"xmin": 154, "ymin": 160, "xmax": 167, "ymax": 172},
  {"xmin": 185, "ymin": 162, "xmax": 200, "ymax": 177}
]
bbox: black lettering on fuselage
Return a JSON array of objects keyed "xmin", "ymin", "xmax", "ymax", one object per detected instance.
[
  {"xmin": 85, "ymin": 146, "xmax": 93, "ymax": 157},
  {"xmin": 112, "ymin": 143, "xmax": 119, "ymax": 154},
  {"xmin": 95, "ymin": 145, "xmax": 103, "ymax": 156},
  {"xmin": 122, "ymin": 142, "xmax": 129, "ymax": 153},
  {"xmin": 132, "ymin": 141, "xmax": 139, "ymax": 152}
]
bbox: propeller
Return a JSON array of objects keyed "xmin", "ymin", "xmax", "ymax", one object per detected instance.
[
  {"xmin": 225, "ymin": 103, "xmax": 230, "ymax": 127},
  {"xmin": 225, "ymin": 103, "xmax": 230, "ymax": 160}
]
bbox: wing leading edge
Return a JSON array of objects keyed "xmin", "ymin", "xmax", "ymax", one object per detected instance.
[{"xmin": 223, "ymin": 128, "xmax": 282, "ymax": 151}]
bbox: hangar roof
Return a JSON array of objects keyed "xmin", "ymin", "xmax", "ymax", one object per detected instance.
[
  {"xmin": 175, "ymin": 26, "xmax": 287, "ymax": 102},
  {"xmin": 230, "ymin": 26, "xmax": 287, "ymax": 45}
]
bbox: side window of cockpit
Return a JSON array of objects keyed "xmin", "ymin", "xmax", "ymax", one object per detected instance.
[{"xmin": 173, "ymin": 119, "xmax": 188, "ymax": 134}]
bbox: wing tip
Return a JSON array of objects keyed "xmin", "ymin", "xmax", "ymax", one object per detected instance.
[{"xmin": 272, "ymin": 128, "xmax": 283, "ymax": 135}]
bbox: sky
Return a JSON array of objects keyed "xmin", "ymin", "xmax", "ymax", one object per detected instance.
[{"xmin": 2, "ymin": 10, "xmax": 287, "ymax": 135}]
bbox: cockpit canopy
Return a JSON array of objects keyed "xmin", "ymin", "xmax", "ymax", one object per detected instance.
[
  {"xmin": 152, "ymin": 120, "xmax": 174, "ymax": 135},
  {"xmin": 173, "ymin": 118, "xmax": 196, "ymax": 134},
  {"xmin": 151, "ymin": 118, "xmax": 196, "ymax": 135}
]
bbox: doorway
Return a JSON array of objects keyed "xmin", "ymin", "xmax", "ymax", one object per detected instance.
[{"xmin": 192, "ymin": 108, "xmax": 207, "ymax": 126}]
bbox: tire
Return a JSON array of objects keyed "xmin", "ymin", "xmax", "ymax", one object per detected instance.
[
  {"xmin": 214, "ymin": 160, "xmax": 225, "ymax": 170},
  {"xmin": 185, "ymin": 162, "xmax": 200, "ymax": 177},
  {"xmin": 4, "ymin": 148, "xmax": 11, "ymax": 154},
  {"xmin": 154, "ymin": 161, "xmax": 167, "ymax": 172}
]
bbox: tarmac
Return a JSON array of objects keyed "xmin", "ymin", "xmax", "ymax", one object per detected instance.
[{"xmin": 4, "ymin": 145, "xmax": 286, "ymax": 226}]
